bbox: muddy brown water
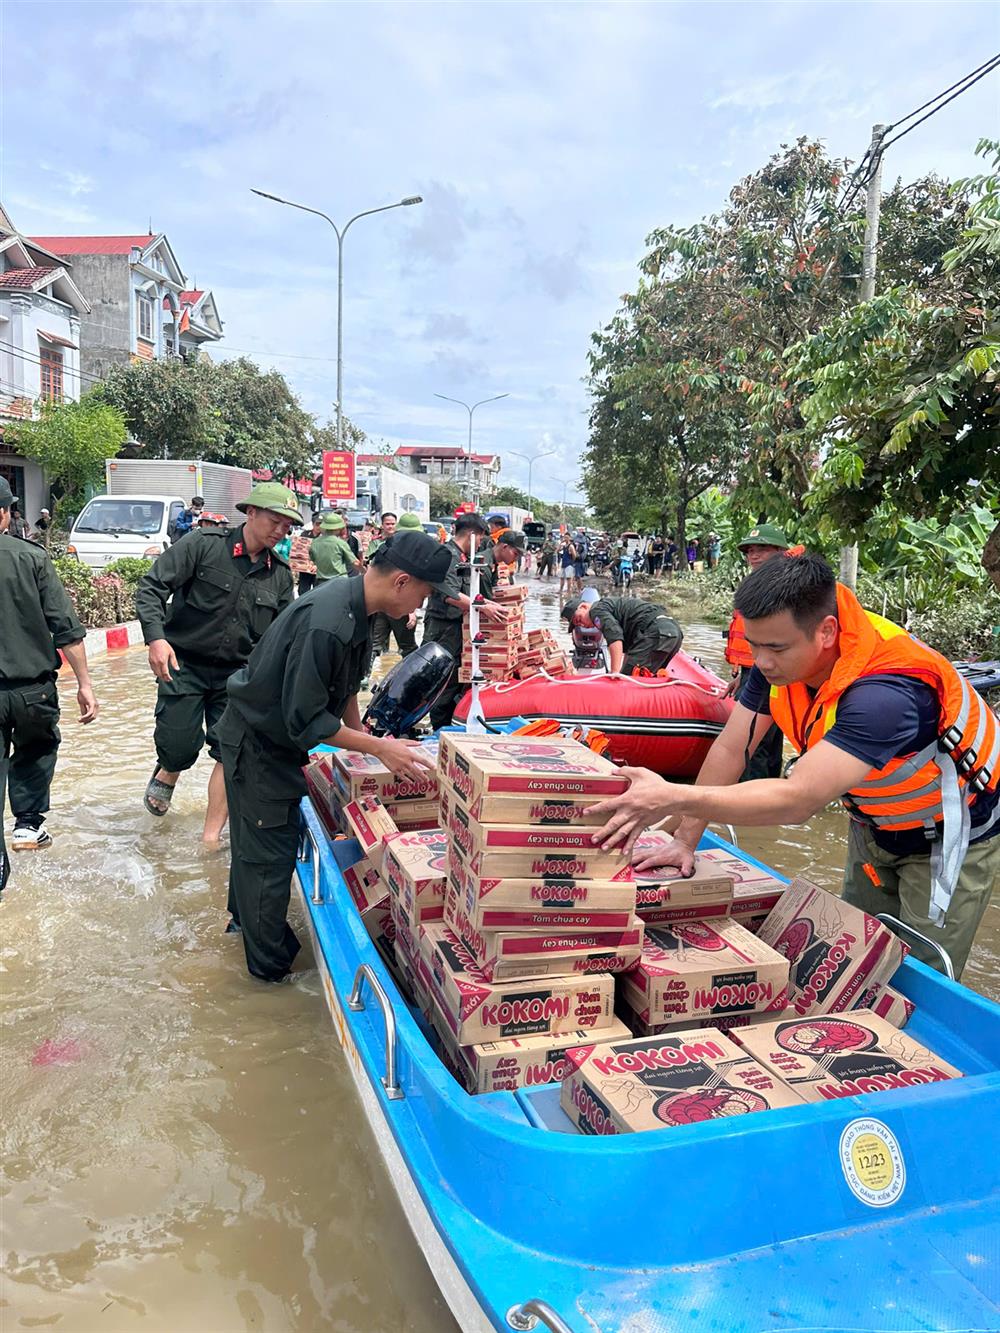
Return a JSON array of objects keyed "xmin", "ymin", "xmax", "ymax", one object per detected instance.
[{"xmin": 3, "ymin": 574, "xmax": 997, "ymax": 1331}]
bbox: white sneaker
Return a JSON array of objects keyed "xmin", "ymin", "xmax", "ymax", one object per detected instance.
[{"xmin": 11, "ymin": 818, "xmax": 53, "ymax": 851}]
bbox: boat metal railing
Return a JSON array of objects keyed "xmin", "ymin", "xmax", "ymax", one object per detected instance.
[
  {"xmin": 298, "ymin": 821, "xmax": 323, "ymax": 905},
  {"xmin": 876, "ymin": 912, "xmax": 955, "ymax": 982},
  {"xmin": 348, "ymin": 964, "xmax": 404, "ymax": 1100},
  {"xmin": 506, "ymin": 1298, "xmax": 575, "ymax": 1332}
]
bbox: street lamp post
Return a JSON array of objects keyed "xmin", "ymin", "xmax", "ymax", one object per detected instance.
[
  {"xmin": 251, "ymin": 188, "xmax": 422, "ymax": 451},
  {"xmin": 543, "ymin": 475, "xmax": 580, "ymax": 521},
  {"xmin": 508, "ymin": 449, "xmax": 555, "ymax": 513},
  {"xmin": 433, "ymin": 393, "xmax": 509, "ymax": 500}
]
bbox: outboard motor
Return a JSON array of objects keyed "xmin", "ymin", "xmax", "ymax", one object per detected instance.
[
  {"xmin": 571, "ymin": 624, "xmax": 606, "ymax": 671},
  {"xmin": 363, "ymin": 642, "xmax": 455, "ymax": 736}
]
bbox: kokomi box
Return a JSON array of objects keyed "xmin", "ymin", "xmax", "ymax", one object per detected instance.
[
  {"xmin": 331, "ymin": 743, "xmax": 439, "ymax": 805},
  {"xmin": 626, "ymin": 919, "xmax": 790, "ymax": 1024},
  {"xmin": 447, "ymin": 847, "xmax": 638, "ymax": 915},
  {"xmin": 420, "ymin": 921, "xmax": 616, "ymax": 1045},
  {"xmin": 447, "ymin": 800, "xmax": 633, "ymax": 882},
  {"xmin": 756, "ymin": 879, "xmax": 909, "ymax": 1016},
  {"xmin": 343, "ymin": 854, "xmax": 387, "ymax": 916},
  {"xmin": 444, "ymin": 888, "xmax": 644, "ymax": 982},
  {"xmin": 631, "ymin": 840, "xmax": 735, "ymax": 924},
  {"xmin": 620, "ymin": 990, "xmax": 791, "ymax": 1039},
  {"xmin": 383, "ymin": 828, "xmax": 449, "ymax": 925},
  {"xmin": 455, "ymin": 1018, "xmax": 634, "ymax": 1095},
  {"xmin": 445, "ymin": 779, "xmax": 608, "ymax": 826},
  {"xmin": 438, "ymin": 733, "xmax": 630, "ymax": 806},
  {"xmin": 732, "ymin": 1009, "xmax": 961, "ymax": 1102},
  {"xmin": 560, "ymin": 1027, "xmax": 805, "ymax": 1134},
  {"xmin": 343, "ymin": 797, "xmax": 400, "ymax": 872},
  {"xmin": 491, "ymin": 584, "xmax": 529, "ymax": 603}
]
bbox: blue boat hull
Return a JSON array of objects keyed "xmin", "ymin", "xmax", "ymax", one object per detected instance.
[{"xmin": 295, "ymin": 798, "xmax": 1000, "ymax": 1332}]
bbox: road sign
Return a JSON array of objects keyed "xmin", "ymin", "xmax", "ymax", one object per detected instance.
[{"xmin": 322, "ymin": 451, "xmax": 356, "ymax": 503}]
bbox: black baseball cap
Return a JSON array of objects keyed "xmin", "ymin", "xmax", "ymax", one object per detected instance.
[
  {"xmin": 561, "ymin": 597, "xmax": 582, "ymax": 623},
  {"xmin": 371, "ymin": 531, "xmax": 452, "ymax": 584},
  {"xmin": 496, "ymin": 528, "xmax": 524, "ymax": 550}
]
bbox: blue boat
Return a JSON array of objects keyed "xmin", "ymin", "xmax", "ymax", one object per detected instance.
[{"xmin": 294, "ymin": 794, "xmax": 1000, "ymax": 1333}]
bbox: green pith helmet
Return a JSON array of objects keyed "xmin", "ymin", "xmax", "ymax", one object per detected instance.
[
  {"xmin": 319, "ymin": 511, "xmax": 347, "ymax": 532},
  {"xmin": 737, "ymin": 522, "xmax": 789, "ymax": 550},
  {"xmin": 235, "ymin": 482, "xmax": 303, "ymax": 524},
  {"xmin": 396, "ymin": 512, "xmax": 423, "ymax": 530}
]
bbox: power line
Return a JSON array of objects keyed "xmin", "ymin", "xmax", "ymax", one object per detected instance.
[
  {"xmin": 880, "ymin": 53, "xmax": 1000, "ymax": 151},
  {"xmin": 885, "ymin": 51, "xmax": 1000, "ymax": 136}
]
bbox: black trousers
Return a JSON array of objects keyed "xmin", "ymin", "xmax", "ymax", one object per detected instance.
[
  {"xmin": 154, "ymin": 657, "xmax": 236, "ymax": 772},
  {"xmin": 423, "ymin": 616, "xmax": 465, "ymax": 729},
  {"xmin": 218, "ymin": 708, "xmax": 302, "ymax": 982},
  {"xmin": 0, "ymin": 678, "xmax": 61, "ymax": 820},
  {"xmin": 622, "ymin": 615, "xmax": 684, "ymax": 674},
  {"xmin": 297, "ymin": 571, "xmax": 317, "ymax": 595},
  {"xmin": 371, "ymin": 611, "xmax": 418, "ymax": 659},
  {"xmin": 737, "ymin": 666, "xmax": 785, "ymax": 780}
]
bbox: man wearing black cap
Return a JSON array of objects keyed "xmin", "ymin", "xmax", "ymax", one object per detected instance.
[
  {"xmin": 422, "ymin": 513, "xmax": 506, "ymax": 730},
  {"xmin": 561, "ymin": 594, "xmax": 683, "ymax": 676},
  {"xmin": 0, "ymin": 477, "xmax": 99, "ymax": 886},
  {"xmin": 218, "ymin": 529, "xmax": 452, "ymax": 983}
]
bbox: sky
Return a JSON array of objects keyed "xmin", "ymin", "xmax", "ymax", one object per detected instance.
[{"xmin": 2, "ymin": 1, "xmax": 997, "ymax": 505}]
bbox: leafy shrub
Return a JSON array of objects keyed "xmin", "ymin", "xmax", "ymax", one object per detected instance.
[{"xmin": 50, "ymin": 557, "xmax": 132, "ymax": 628}]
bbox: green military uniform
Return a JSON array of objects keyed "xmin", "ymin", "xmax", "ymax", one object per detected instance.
[
  {"xmin": 136, "ymin": 526, "xmax": 294, "ymax": 777},
  {"xmin": 369, "ymin": 513, "xmax": 422, "ymax": 662},
  {"xmin": 0, "ymin": 531, "xmax": 86, "ymax": 878},
  {"xmin": 586, "ymin": 597, "xmax": 683, "ymax": 674},
  {"xmin": 219, "ymin": 574, "xmax": 372, "ymax": 980},
  {"xmin": 310, "ymin": 515, "xmax": 357, "ymax": 582},
  {"xmin": 422, "ymin": 538, "xmax": 471, "ymax": 729}
]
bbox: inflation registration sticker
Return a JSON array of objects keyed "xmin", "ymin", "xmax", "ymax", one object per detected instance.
[{"xmin": 839, "ymin": 1117, "xmax": 906, "ymax": 1208}]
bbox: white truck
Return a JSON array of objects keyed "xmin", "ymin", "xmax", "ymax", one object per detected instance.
[
  {"xmin": 484, "ymin": 503, "xmax": 533, "ymax": 532},
  {"xmin": 67, "ymin": 458, "xmax": 254, "ymax": 569},
  {"xmin": 348, "ymin": 465, "xmax": 430, "ymax": 528}
]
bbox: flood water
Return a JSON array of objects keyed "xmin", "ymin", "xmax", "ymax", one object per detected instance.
[{"xmin": 3, "ymin": 573, "xmax": 998, "ymax": 1331}]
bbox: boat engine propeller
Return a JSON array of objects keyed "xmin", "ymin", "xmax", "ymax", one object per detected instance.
[
  {"xmin": 363, "ymin": 642, "xmax": 455, "ymax": 736},
  {"xmin": 570, "ymin": 624, "xmax": 606, "ymax": 671}
]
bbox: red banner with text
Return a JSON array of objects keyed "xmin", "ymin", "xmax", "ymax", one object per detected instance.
[{"xmin": 322, "ymin": 450, "xmax": 356, "ymax": 502}]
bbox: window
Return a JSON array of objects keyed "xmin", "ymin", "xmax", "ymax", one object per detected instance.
[
  {"xmin": 137, "ymin": 293, "xmax": 154, "ymax": 342},
  {"xmin": 40, "ymin": 346, "xmax": 64, "ymax": 403}
]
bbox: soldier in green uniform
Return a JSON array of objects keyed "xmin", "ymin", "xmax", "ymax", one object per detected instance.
[
  {"xmin": 368, "ymin": 512, "xmax": 420, "ymax": 663},
  {"xmin": 218, "ymin": 530, "xmax": 452, "ymax": 982},
  {"xmin": 561, "ymin": 594, "xmax": 683, "ymax": 675},
  {"xmin": 422, "ymin": 513, "xmax": 506, "ymax": 730},
  {"xmin": 310, "ymin": 511, "xmax": 362, "ymax": 582},
  {"xmin": 0, "ymin": 477, "xmax": 99, "ymax": 885},
  {"xmin": 135, "ymin": 481, "xmax": 298, "ymax": 844}
]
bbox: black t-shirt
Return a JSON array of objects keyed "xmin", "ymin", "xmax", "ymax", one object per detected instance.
[{"xmin": 739, "ymin": 666, "xmax": 999, "ymax": 854}]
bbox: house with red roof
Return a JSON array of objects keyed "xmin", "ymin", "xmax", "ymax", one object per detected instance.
[
  {"xmin": 27, "ymin": 230, "xmax": 222, "ymax": 383},
  {"xmin": 357, "ymin": 444, "xmax": 501, "ymax": 496},
  {"xmin": 0, "ymin": 204, "xmax": 91, "ymax": 522}
]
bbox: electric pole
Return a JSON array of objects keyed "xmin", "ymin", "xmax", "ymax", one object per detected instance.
[{"xmin": 840, "ymin": 122, "xmax": 887, "ymax": 591}]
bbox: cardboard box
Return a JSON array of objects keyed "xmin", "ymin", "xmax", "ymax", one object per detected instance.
[
  {"xmin": 491, "ymin": 584, "xmax": 529, "ymax": 603},
  {"xmin": 438, "ymin": 733, "xmax": 629, "ymax": 804},
  {"xmin": 342, "ymin": 855, "xmax": 387, "ymax": 915},
  {"xmin": 383, "ymin": 828, "xmax": 449, "ymax": 925},
  {"xmin": 620, "ymin": 988, "xmax": 792, "ymax": 1038},
  {"xmin": 331, "ymin": 744, "xmax": 439, "ymax": 804},
  {"xmin": 631, "ymin": 841, "xmax": 735, "ymax": 923},
  {"xmin": 560, "ymin": 1028, "xmax": 804, "ymax": 1134},
  {"xmin": 342, "ymin": 797, "xmax": 400, "ymax": 872},
  {"xmin": 444, "ymin": 781, "xmax": 607, "ymax": 826},
  {"xmin": 626, "ymin": 919, "xmax": 790, "ymax": 1024},
  {"xmin": 447, "ymin": 847, "xmax": 638, "ymax": 915},
  {"xmin": 732, "ymin": 1009, "xmax": 961, "ymax": 1102},
  {"xmin": 453, "ymin": 884, "xmax": 636, "ymax": 933},
  {"xmin": 447, "ymin": 803, "xmax": 632, "ymax": 881},
  {"xmin": 420, "ymin": 922, "xmax": 616, "ymax": 1044},
  {"xmin": 756, "ymin": 879, "xmax": 909, "ymax": 1016},
  {"xmin": 450, "ymin": 1019, "xmax": 634, "ymax": 1095},
  {"xmin": 850, "ymin": 980, "xmax": 916, "ymax": 1029},
  {"xmin": 444, "ymin": 888, "xmax": 644, "ymax": 982}
]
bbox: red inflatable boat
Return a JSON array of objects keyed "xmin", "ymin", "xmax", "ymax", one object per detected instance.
[{"xmin": 454, "ymin": 650, "xmax": 734, "ymax": 778}]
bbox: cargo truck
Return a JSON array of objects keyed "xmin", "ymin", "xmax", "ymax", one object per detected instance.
[{"xmin": 347, "ymin": 465, "xmax": 430, "ymax": 529}]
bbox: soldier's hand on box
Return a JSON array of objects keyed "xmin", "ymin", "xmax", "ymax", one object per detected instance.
[
  {"xmin": 378, "ymin": 737, "xmax": 435, "ymax": 781},
  {"xmin": 479, "ymin": 601, "xmax": 506, "ymax": 623},
  {"xmin": 148, "ymin": 639, "xmax": 179, "ymax": 683},
  {"xmin": 588, "ymin": 765, "xmax": 676, "ymax": 857},
  {"xmin": 632, "ymin": 835, "xmax": 696, "ymax": 877}
]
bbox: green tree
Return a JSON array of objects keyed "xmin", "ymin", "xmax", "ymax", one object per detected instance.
[
  {"xmin": 8, "ymin": 393, "xmax": 128, "ymax": 520},
  {"xmin": 790, "ymin": 139, "xmax": 1000, "ymax": 583},
  {"xmin": 428, "ymin": 479, "xmax": 466, "ymax": 516}
]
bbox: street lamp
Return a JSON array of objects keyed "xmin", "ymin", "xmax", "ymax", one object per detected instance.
[
  {"xmin": 543, "ymin": 475, "xmax": 581, "ymax": 520},
  {"xmin": 251, "ymin": 188, "xmax": 422, "ymax": 450},
  {"xmin": 433, "ymin": 392, "xmax": 509, "ymax": 500},
  {"xmin": 508, "ymin": 449, "xmax": 555, "ymax": 513}
]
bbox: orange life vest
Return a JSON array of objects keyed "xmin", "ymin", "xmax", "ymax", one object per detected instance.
[
  {"xmin": 767, "ymin": 583, "xmax": 1000, "ymax": 921},
  {"xmin": 724, "ymin": 611, "xmax": 754, "ymax": 668}
]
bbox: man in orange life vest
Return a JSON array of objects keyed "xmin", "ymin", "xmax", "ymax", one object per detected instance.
[
  {"xmin": 724, "ymin": 522, "xmax": 791, "ymax": 780},
  {"xmin": 591, "ymin": 551, "xmax": 999, "ymax": 979}
]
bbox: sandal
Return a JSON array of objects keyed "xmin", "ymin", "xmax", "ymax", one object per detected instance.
[{"xmin": 144, "ymin": 765, "xmax": 177, "ymax": 817}]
